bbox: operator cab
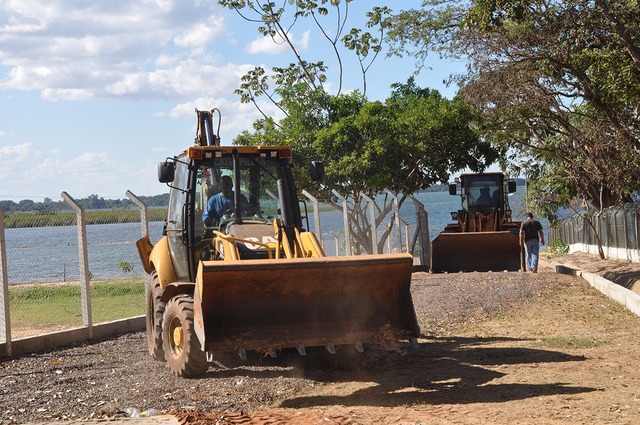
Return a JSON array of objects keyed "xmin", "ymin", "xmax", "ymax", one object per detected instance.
[
  {"xmin": 194, "ymin": 153, "xmax": 283, "ymax": 260},
  {"xmin": 461, "ymin": 174, "xmax": 503, "ymax": 214},
  {"xmin": 159, "ymin": 145, "xmax": 306, "ymax": 279},
  {"xmin": 446, "ymin": 172, "xmax": 517, "ymax": 233}
]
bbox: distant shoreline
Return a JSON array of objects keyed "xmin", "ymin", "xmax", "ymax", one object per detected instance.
[{"xmin": 2, "ymin": 208, "xmax": 167, "ymax": 229}]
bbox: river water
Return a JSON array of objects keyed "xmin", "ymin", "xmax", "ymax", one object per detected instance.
[{"xmin": 2, "ymin": 188, "xmax": 539, "ymax": 284}]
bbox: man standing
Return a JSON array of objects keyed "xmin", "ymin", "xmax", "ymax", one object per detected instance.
[{"xmin": 520, "ymin": 212, "xmax": 545, "ymax": 272}]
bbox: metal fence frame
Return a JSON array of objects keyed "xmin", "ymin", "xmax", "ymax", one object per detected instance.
[{"xmin": 549, "ymin": 203, "xmax": 640, "ymax": 262}]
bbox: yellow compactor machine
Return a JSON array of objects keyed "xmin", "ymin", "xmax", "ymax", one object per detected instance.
[
  {"xmin": 137, "ymin": 109, "xmax": 420, "ymax": 377},
  {"xmin": 431, "ymin": 172, "xmax": 523, "ymax": 273}
]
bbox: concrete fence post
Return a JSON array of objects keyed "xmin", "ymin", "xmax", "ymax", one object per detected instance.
[
  {"xmin": 360, "ymin": 193, "xmax": 378, "ymax": 255},
  {"xmin": 331, "ymin": 190, "xmax": 351, "ymax": 256},
  {"xmin": 409, "ymin": 195, "xmax": 430, "ymax": 271},
  {"xmin": 331, "ymin": 232, "xmax": 340, "ymax": 256},
  {"xmin": 61, "ymin": 192, "xmax": 93, "ymax": 338},
  {"xmin": 301, "ymin": 190, "xmax": 322, "ymax": 248},
  {"xmin": 384, "ymin": 189, "xmax": 403, "ymax": 253},
  {"xmin": 635, "ymin": 209, "xmax": 640, "ymax": 260},
  {"xmin": 400, "ymin": 216, "xmax": 411, "ymax": 253},
  {"xmin": 126, "ymin": 190, "xmax": 149, "ymax": 237},
  {"xmin": 0, "ymin": 209, "xmax": 11, "ymax": 354},
  {"xmin": 613, "ymin": 211, "xmax": 619, "ymax": 251}
]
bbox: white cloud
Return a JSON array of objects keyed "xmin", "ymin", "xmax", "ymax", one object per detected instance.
[
  {"xmin": 103, "ymin": 61, "xmax": 254, "ymax": 99},
  {"xmin": 173, "ymin": 16, "xmax": 226, "ymax": 47},
  {"xmin": 41, "ymin": 88, "xmax": 94, "ymax": 101},
  {"xmin": 0, "ymin": 0, "xmax": 231, "ymax": 100},
  {"xmin": 246, "ymin": 30, "xmax": 311, "ymax": 55},
  {"xmin": 0, "ymin": 142, "xmax": 32, "ymax": 162},
  {"xmin": 0, "ymin": 143, "xmax": 57, "ymax": 196},
  {"xmin": 0, "ymin": 146, "xmax": 164, "ymax": 199}
]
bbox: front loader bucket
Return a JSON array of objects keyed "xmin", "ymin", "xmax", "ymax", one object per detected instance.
[
  {"xmin": 193, "ymin": 254, "xmax": 419, "ymax": 355},
  {"xmin": 431, "ymin": 231, "xmax": 522, "ymax": 273}
]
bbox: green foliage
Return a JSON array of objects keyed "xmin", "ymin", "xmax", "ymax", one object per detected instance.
[
  {"xmin": 385, "ymin": 0, "xmax": 640, "ymax": 213},
  {"xmin": 118, "ymin": 260, "xmax": 135, "ymax": 274},
  {"xmin": 3, "ymin": 208, "xmax": 166, "ymax": 229},
  {"xmin": 310, "ymin": 78, "xmax": 499, "ymax": 197},
  {"xmin": 0, "ymin": 194, "xmax": 169, "ymax": 213},
  {"xmin": 233, "ymin": 77, "xmax": 499, "ymax": 253},
  {"xmin": 218, "ymin": 0, "xmax": 392, "ymax": 100},
  {"xmin": 547, "ymin": 237, "xmax": 570, "ymax": 255},
  {"xmin": 9, "ymin": 279, "xmax": 145, "ymax": 331},
  {"xmin": 540, "ymin": 337, "xmax": 601, "ymax": 349},
  {"xmin": 234, "ymin": 78, "xmax": 498, "ymax": 199},
  {"xmin": 221, "ymin": 0, "xmax": 503, "ymax": 253}
]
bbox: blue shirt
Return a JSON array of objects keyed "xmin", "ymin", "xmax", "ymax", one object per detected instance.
[{"xmin": 202, "ymin": 193, "xmax": 248, "ymax": 226}]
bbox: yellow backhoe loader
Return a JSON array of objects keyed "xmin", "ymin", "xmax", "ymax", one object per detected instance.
[
  {"xmin": 137, "ymin": 109, "xmax": 420, "ymax": 377},
  {"xmin": 431, "ymin": 172, "xmax": 523, "ymax": 272}
]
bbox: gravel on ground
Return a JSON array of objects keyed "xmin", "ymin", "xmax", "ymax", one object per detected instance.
[{"xmin": 1, "ymin": 251, "xmax": 639, "ymax": 424}]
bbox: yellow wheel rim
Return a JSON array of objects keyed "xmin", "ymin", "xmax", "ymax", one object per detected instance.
[{"xmin": 169, "ymin": 317, "xmax": 183, "ymax": 357}]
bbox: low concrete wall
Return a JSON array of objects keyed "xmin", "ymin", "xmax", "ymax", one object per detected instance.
[
  {"xmin": 578, "ymin": 271, "xmax": 640, "ymax": 317},
  {"xmin": 569, "ymin": 243, "xmax": 640, "ymax": 263},
  {"xmin": 0, "ymin": 315, "xmax": 144, "ymax": 358},
  {"xmin": 550, "ymin": 260, "xmax": 640, "ymax": 317}
]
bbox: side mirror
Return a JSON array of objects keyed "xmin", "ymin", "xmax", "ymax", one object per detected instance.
[
  {"xmin": 507, "ymin": 180, "xmax": 517, "ymax": 193},
  {"xmin": 448, "ymin": 183, "xmax": 457, "ymax": 196},
  {"xmin": 310, "ymin": 160, "xmax": 325, "ymax": 181},
  {"xmin": 158, "ymin": 161, "xmax": 175, "ymax": 183}
]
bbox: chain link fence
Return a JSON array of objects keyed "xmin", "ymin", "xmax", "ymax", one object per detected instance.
[
  {"xmin": 549, "ymin": 203, "xmax": 640, "ymax": 262},
  {"xmin": 0, "ymin": 194, "xmax": 165, "ymax": 343},
  {"xmin": 1, "ymin": 190, "xmax": 429, "ymax": 354}
]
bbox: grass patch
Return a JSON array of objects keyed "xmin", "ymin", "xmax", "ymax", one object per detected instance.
[
  {"xmin": 9, "ymin": 278, "xmax": 145, "ymax": 332},
  {"xmin": 4, "ymin": 208, "xmax": 167, "ymax": 228},
  {"xmin": 539, "ymin": 337, "xmax": 602, "ymax": 349}
]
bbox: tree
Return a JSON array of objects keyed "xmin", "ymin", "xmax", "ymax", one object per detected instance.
[
  {"xmin": 0, "ymin": 200, "xmax": 17, "ymax": 212},
  {"xmin": 526, "ymin": 162, "xmax": 607, "ymax": 259},
  {"xmin": 84, "ymin": 194, "xmax": 108, "ymax": 210},
  {"xmin": 17, "ymin": 199, "xmax": 35, "ymax": 212},
  {"xmin": 221, "ymin": 1, "xmax": 501, "ymax": 253},
  {"xmin": 385, "ymin": 0, "xmax": 640, "ymax": 211},
  {"xmin": 236, "ymin": 79, "xmax": 499, "ymax": 253},
  {"xmin": 218, "ymin": 0, "xmax": 391, "ymax": 121}
]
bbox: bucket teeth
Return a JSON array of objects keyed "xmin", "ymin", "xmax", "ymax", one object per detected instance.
[
  {"xmin": 325, "ymin": 342, "xmax": 336, "ymax": 354},
  {"xmin": 238, "ymin": 347, "xmax": 247, "ymax": 360},
  {"xmin": 354, "ymin": 342, "xmax": 364, "ymax": 353},
  {"xmin": 296, "ymin": 344, "xmax": 307, "ymax": 356}
]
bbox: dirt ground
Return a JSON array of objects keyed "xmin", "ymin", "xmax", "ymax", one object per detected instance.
[
  {"xmin": 171, "ymin": 252, "xmax": 640, "ymax": 425},
  {"xmin": 3, "ymin": 251, "xmax": 640, "ymax": 425}
]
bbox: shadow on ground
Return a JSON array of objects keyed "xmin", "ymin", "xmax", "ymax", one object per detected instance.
[{"xmin": 211, "ymin": 336, "xmax": 595, "ymax": 408}]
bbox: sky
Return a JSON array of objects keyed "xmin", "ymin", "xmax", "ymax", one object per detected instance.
[{"xmin": 0, "ymin": 0, "xmax": 465, "ymax": 201}]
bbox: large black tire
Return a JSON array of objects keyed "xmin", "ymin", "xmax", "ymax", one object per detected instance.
[
  {"xmin": 145, "ymin": 272, "xmax": 165, "ymax": 361},
  {"xmin": 162, "ymin": 294, "xmax": 208, "ymax": 378}
]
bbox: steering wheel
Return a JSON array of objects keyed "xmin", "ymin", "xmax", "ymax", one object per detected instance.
[{"xmin": 219, "ymin": 208, "xmax": 235, "ymax": 221}]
